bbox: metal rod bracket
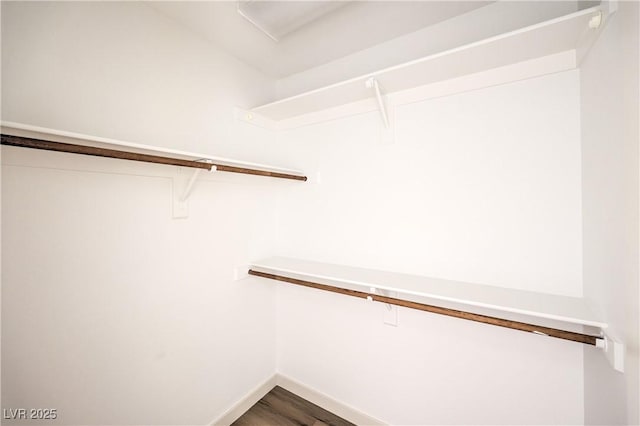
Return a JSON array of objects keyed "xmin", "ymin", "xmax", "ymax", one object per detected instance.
[{"xmin": 181, "ymin": 161, "xmax": 216, "ymax": 202}]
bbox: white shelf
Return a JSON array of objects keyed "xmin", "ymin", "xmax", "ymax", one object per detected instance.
[
  {"xmin": 1, "ymin": 121, "xmax": 305, "ymax": 177},
  {"xmin": 252, "ymin": 6, "xmax": 606, "ymax": 121},
  {"xmin": 251, "ymin": 256, "xmax": 607, "ymax": 329}
]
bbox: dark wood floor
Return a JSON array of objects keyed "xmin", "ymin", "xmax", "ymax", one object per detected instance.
[{"xmin": 232, "ymin": 386, "xmax": 355, "ymax": 426}]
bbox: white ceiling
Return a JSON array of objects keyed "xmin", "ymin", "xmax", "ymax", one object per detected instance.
[
  {"xmin": 236, "ymin": 1, "xmax": 349, "ymax": 41},
  {"xmin": 148, "ymin": 1, "xmax": 492, "ymax": 79}
]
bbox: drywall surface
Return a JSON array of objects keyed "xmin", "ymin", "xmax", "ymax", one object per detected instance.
[
  {"xmin": 581, "ymin": 2, "xmax": 640, "ymax": 425},
  {"xmin": 275, "ymin": 70, "xmax": 585, "ymax": 424},
  {"xmin": 1, "ymin": 2, "xmax": 285, "ymax": 425}
]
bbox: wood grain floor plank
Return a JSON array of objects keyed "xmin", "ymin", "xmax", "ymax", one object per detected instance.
[
  {"xmin": 231, "ymin": 386, "xmax": 354, "ymax": 426},
  {"xmin": 269, "ymin": 387, "xmax": 354, "ymax": 426},
  {"xmin": 260, "ymin": 392, "xmax": 318, "ymax": 425},
  {"xmin": 233, "ymin": 403, "xmax": 299, "ymax": 426}
]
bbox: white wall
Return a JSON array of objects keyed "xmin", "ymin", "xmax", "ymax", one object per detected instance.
[
  {"xmin": 1, "ymin": 2, "xmax": 287, "ymax": 425},
  {"xmin": 3, "ymin": 2, "xmax": 637, "ymax": 426},
  {"xmin": 580, "ymin": 2, "xmax": 640, "ymax": 425},
  {"xmin": 275, "ymin": 69, "xmax": 585, "ymax": 424},
  {"xmin": 1, "ymin": 1, "xmax": 278, "ymax": 162}
]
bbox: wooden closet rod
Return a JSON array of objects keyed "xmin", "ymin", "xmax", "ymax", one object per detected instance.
[
  {"xmin": 1, "ymin": 134, "xmax": 307, "ymax": 181},
  {"xmin": 248, "ymin": 270, "xmax": 601, "ymax": 346}
]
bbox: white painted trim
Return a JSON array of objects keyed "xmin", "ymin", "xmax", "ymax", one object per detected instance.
[
  {"xmin": 233, "ymin": 107, "xmax": 278, "ymax": 131},
  {"xmin": 252, "ymin": 256, "xmax": 607, "ymax": 329},
  {"xmin": 1, "ymin": 146, "xmax": 298, "ymax": 190},
  {"xmin": 273, "ymin": 51, "xmax": 576, "ymax": 131},
  {"xmin": 1, "ymin": 121, "xmax": 304, "ymax": 176},
  {"xmin": 389, "ymin": 50, "xmax": 576, "ymax": 107},
  {"xmin": 253, "ymin": 5, "xmax": 603, "ymax": 122},
  {"xmin": 209, "ymin": 374, "xmax": 279, "ymax": 426},
  {"xmin": 276, "ymin": 373, "xmax": 387, "ymax": 426}
]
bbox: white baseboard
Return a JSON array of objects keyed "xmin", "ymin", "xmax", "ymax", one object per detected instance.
[
  {"xmin": 208, "ymin": 373, "xmax": 386, "ymax": 426},
  {"xmin": 276, "ymin": 373, "xmax": 387, "ymax": 426},
  {"xmin": 209, "ymin": 374, "xmax": 279, "ymax": 426}
]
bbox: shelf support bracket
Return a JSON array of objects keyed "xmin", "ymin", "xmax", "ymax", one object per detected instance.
[
  {"xmin": 367, "ymin": 287, "xmax": 398, "ymax": 326},
  {"xmin": 588, "ymin": 11, "xmax": 602, "ymax": 29},
  {"xmin": 597, "ymin": 331, "xmax": 625, "ymax": 373},
  {"xmin": 172, "ymin": 160, "xmax": 215, "ymax": 219},
  {"xmin": 365, "ymin": 77, "xmax": 390, "ymax": 128},
  {"xmin": 181, "ymin": 163, "xmax": 216, "ymax": 202}
]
